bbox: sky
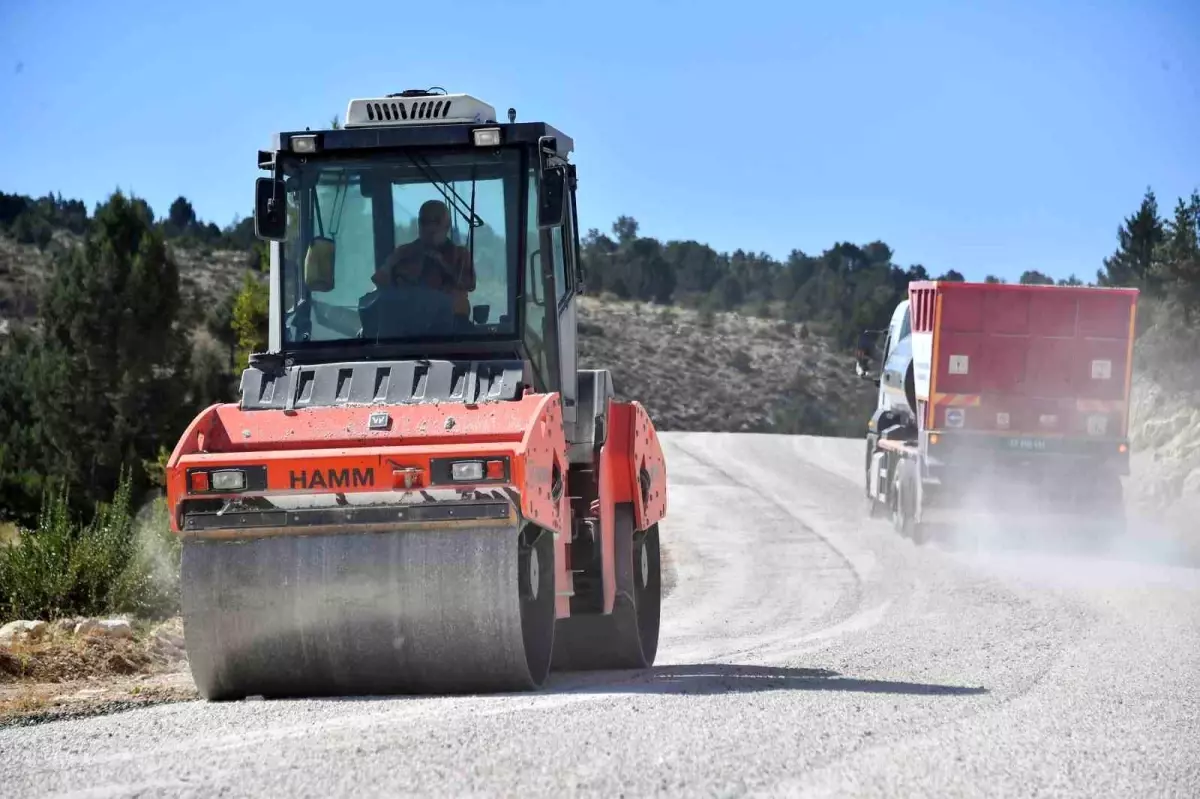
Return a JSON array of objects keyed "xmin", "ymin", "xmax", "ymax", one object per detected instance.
[{"xmin": 1, "ymin": 0, "xmax": 1198, "ymax": 283}]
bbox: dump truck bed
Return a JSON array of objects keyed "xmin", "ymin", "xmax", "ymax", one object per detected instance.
[{"xmin": 908, "ymin": 281, "xmax": 1139, "ymax": 443}]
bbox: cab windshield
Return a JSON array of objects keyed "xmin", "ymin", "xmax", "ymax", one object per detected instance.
[{"xmin": 280, "ymin": 149, "xmax": 525, "ymax": 346}]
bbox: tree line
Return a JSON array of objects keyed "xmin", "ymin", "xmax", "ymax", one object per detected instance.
[
  {"xmin": 0, "ymin": 190, "xmax": 260, "ymax": 254},
  {"xmin": 0, "ymin": 183, "xmax": 1197, "ymax": 539},
  {"xmin": 576, "ymin": 217, "xmax": 1110, "ymax": 348}
]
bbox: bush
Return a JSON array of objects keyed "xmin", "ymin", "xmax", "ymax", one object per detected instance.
[{"xmin": 0, "ymin": 470, "xmax": 180, "ymax": 621}]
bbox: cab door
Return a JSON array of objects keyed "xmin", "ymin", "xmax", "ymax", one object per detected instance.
[
  {"xmin": 880, "ymin": 301, "xmax": 912, "ymax": 413},
  {"xmin": 548, "ymin": 169, "xmax": 579, "ymax": 427}
]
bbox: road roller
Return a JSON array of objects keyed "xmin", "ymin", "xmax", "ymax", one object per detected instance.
[{"xmin": 163, "ymin": 89, "xmax": 668, "ymax": 700}]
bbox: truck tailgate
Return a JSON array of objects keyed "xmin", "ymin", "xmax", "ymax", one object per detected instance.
[{"xmin": 910, "ymin": 282, "xmax": 1139, "ymax": 440}]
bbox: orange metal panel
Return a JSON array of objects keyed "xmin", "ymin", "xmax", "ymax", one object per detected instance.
[{"xmin": 631, "ymin": 402, "xmax": 668, "ymax": 529}]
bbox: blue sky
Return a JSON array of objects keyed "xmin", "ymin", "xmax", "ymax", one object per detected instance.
[{"xmin": 1, "ymin": 0, "xmax": 1198, "ymax": 282}]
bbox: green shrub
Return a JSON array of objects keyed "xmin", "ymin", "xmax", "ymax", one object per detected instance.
[{"xmin": 0, "ymin": 469, "xmax": 180, "ymax": 621}]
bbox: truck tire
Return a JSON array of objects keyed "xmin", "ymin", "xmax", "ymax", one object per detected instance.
[
  {"xmin": 864, "ymin": 435, "xmax": 884, "ymax": 519},
  {"xmin": 892, "ymin": 458, "xmax": 928, "ymax": 545}
]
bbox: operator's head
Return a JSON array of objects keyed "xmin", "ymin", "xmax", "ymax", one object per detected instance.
[{"xmin": 417, "ymin": 199, "xmax": 451, "ymax": 245}]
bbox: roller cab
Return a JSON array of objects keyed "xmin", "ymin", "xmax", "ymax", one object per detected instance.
[{"xmin": 164, "ymin": 90, "xmax": 667, "ymax": 700}]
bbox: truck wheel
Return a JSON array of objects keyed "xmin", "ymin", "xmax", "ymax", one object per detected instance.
[
  {"xmin": 890, "ymin": 460, "xmax": 910, "ymax": 538},
  {"xmin": 865, "ymin": 436, "xmax": 884, "ymax": 518},
  {"xmin": 892, "ymin": 459, "xmax": 928, "ymax": 545}
]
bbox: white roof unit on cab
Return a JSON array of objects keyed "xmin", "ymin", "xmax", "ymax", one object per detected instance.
[{"xmin": 343, "ymin": 93, "xmax": 498, "ymax": 128}]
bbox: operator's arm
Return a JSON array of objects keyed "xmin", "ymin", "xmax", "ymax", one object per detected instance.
[
  {"xmin": 451, "ymin": 245, "xmax": 476, "ymax": 292},
  {"xmin": 372, "ymin": 241, "xmax": 422, "ymax": 288}
]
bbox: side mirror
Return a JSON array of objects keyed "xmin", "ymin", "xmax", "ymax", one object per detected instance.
[
  {"xmin": 305, "ymin": 237, "xmax": 336, "ymax": 292},
  {"xmin": 855, "ymin": 329, "xmax": 882, "ymax": 385},
  {"xmin": 537, "ymin": 166, "xmax": 566, "ymax": 229},
  {"xmin": 254, "ymin": 177, "xmax": 287, "ymax": 241},
  {"xmin": 855, "ymin": 356, "xmax": 880, "ymax": 386}
]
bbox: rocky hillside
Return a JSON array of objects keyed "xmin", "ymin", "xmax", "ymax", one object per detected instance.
[
  {"xmin": 576, "ymin": 297, "xmax": 873, "ymax": 435},
  {"xmin": 0, "ymin": 234, "xmax": 875, "ymax": 436},
  {"xmin": 1124, "ymin": 304, "xmax": 1200, "ymax": 551},
  {"xmin": 0, "ymin": 232, "xmax": 257, "ymax": 337}
]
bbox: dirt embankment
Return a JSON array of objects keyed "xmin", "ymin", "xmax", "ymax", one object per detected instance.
[
  {"xmin": 1127, "ymin": 377, "xmax": 1200, "ymax": 548},
  {"xmin": 575, "ymin": 296, "xmax": 875, "ymax": 436},
  {"xmin": 1123, "ymin": 310, "xmax": 1200, "ymax": 561},
  {"xmin": 0, "ymin": 617, "xmax": 196, "ymax": 727}
]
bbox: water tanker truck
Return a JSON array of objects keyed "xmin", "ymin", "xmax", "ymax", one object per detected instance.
[{"xmin": 855, "ymin": 280, "xmax": 1139, "ymax": 546}]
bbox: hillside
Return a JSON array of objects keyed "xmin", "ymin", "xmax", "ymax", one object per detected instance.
[
  {"xmin": 1124, "ymin": 302, "xmax": 1200, "ymax": 549},
  {"xmin": 0, "ymin": 232, "xmax": 875, "ymax": 437},
  {"xmin": 578, "ymin": 297, "xmax": 872, "ymax": 435},
  {"xmin": 2, "ymin": 184, "xmax": 1196, "ymax": 544}
]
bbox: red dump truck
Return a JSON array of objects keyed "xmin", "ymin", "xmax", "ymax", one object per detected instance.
[{"xmin": 855, "ymin": 280, "xmax": 1140, "ymax": 546}]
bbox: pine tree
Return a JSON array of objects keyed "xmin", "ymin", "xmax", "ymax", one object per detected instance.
[
  {"xmin": 34, "ymin": 190, "xmax": 191, "ymax": 509},
  {"xmin": 1098, "ymin": 188, "xmax": 1165, "ymax": 289},
  {"xmin": 1156, "ymin": 190, "xmax": 1200, "ymax": 322}
]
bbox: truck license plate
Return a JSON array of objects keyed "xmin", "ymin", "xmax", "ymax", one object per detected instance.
[{"xmin": 1007, "ymin": 437, "xmax": 1048, "ymax": 451}]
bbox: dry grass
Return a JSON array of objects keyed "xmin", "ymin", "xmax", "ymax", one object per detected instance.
[
  {"xmin": 0, "ymin": 618, "xmax": 194, "ymax": 726},
  {"xmin": 0, "ymin": 672, "xmax": 197, "ymax": 728}
]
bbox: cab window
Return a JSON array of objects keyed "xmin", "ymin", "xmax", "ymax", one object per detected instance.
[
  {"xmin": 550, "ymin": 226, "xmax": 569, "ymax": 307},
  {"xmin": 522, "ymin": 167, "xmax": 550, "ymax": 387}
]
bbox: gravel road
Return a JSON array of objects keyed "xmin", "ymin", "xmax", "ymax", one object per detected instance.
[{"xmin": 2, "ymin": 432, "xmax": 1197, "ymax": 797}]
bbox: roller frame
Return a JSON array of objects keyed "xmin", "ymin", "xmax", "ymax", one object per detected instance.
[
  {"xmin": 165, "ymin": 98, "xmax": 670, "ymax": 699},
  {"xmin": 165, "ymin": 390, "xmax": 668, "ymax": 699}
]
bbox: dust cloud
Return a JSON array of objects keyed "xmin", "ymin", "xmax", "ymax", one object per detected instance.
[{"xmin": 921, "ymin": 470, "xmax": 1200, "ymax": 591}]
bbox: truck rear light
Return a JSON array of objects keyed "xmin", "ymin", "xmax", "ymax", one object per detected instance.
[
  {"xmin": 485, "ymin": 460, "xmax": 505, "ymax": 480},
  {"xmin": 190, "ymin": 472, "xmax": 210, "ymax": 492},
  {"xmin": 928, "ymin": 433, "xmax": 940, "ymax": 445}
]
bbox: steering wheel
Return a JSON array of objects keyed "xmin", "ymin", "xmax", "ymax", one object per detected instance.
[{"xmin": 358, "ymin": 283, "xmax": 457, "ymax": 339}]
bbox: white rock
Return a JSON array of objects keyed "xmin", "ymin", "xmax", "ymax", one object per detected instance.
[
  {"xmin": 75, "ymin": 618, "xmax": 133, "ymax": 639},
  {"xmin": 99, "ymin": 619, "xmax": 134, "ymax": 639},
  {"xmin": 0, "ymin": 620, "xmax": 48, "ymax": 645},
  {"xmin": 74, "ymin": 618, "xmax": 102, "ymax": 637}
]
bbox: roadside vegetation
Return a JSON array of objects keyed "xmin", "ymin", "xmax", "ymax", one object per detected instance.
[{"xmin": 0, "ymin": 182, "xmax": 1197, "ymax": 706}]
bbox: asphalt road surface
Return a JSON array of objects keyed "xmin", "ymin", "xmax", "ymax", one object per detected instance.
[{"xmin": 3, "ymin": 433, "xmax": 1198, "ymax": 797}]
